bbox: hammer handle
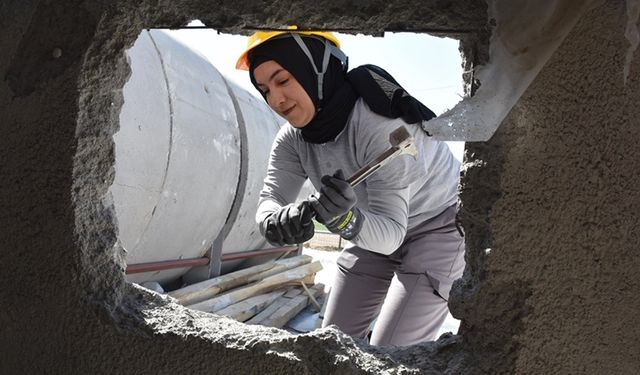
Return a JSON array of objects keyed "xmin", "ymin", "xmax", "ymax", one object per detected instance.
[{"xmin": 346, "ymin": 147, "xmax": 402, "ymax": 187}]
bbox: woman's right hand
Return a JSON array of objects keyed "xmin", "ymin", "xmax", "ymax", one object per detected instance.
[{"xmin": 261, "ymin": 202, "xmax": 315, "ymax": 246}]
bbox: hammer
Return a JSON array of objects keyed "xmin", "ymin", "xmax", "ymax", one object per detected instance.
[
  {"xmin": 304, "ymin": 125, "xmax": 417, "ymax": 215},
  {"xmin": 346, "ymin": 125, "xmax": 418, "ymax": 187}
]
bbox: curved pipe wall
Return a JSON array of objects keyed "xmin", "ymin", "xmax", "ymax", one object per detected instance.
[{"xmin": 110, "ymin": 30, "xmax": 285, "ymax": 284}]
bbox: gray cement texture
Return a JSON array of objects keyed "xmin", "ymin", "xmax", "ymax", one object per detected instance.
[{"xmin": 1, "ymin": 0, "xmax": 639, "ymax": 374}]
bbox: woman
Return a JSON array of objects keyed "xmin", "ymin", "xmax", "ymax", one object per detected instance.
[{"xmin": 236, "ymin": 29, "xmax": 465, "ymax": 347}]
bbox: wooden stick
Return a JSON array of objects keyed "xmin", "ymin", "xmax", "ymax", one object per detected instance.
[
  {"xmin": 281, "ymin": 274, "xmax": 316, "ymax": 288},
  {"xmin": 168, "ymin": 255, "xmax": 312, "ymax": 306},
  {"xmin": 215, "ymin": 289, "xmax": 286, "ymax": 322},
  {"xmin": 300, "ymin": 282, "xmax": 322, "ymax": 311},
  {"xmin": 301, "ymin": 274, "xmax": 316, "ymax": 285},
  {"xmin": 246, "ymin": 288, "xmax": 303, "ymax": 325},
  {"xmin": 187, "ymin": 261, "xmax": 322, "ymax": 313},
  {"xmin": 259, "ymin": 284, "xmax": 325, "ymax": 328}
]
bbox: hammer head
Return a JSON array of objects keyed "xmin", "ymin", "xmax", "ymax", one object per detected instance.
[{"xmin": 389, "ymin": 126, "xmax": 418, "ymax": 159}]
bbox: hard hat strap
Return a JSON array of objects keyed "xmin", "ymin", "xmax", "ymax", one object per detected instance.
[
  {"xmin": 292, "ymin": 33, "xmax": 331, "ymax": 101},
  {"xmin": 292, "ymin": 34, "xmax": 349, "ymax": 70}
]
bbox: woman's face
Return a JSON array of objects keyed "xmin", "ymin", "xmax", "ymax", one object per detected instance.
[{"xmin": 253, "ymin": 60, "xmax": 316, "ymax": 127}]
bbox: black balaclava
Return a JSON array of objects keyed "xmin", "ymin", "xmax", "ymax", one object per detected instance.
[{"xmin": 249, "ymin": 35, "xmax": 358, "ymax": 144}]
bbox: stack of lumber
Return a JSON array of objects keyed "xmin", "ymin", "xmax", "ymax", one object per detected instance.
[{"xmin": 168, "ymin": 255, "xmax": 324, "ymax": 328}]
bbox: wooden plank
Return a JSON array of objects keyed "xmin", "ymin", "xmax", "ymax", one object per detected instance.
[
  {"xmin": 168, "ymin": 262, "xmax": 274, "ymax": 305},
  {"xmin": 215, "ymin": 289, "xmax": 286, "ymax": 322},
  {"xmin": 247, "ymin": 256, "xmax": 314, "ymax": 283},
  {"xmin": 283, "ymin": 287, "xmax": 303, "ymax": 299},
  {"xmin": 246, "ymin": 288, "xmax": 303, "ymax": 325},
  {"xmin": 259, "ymin": 284, "xmax": 325, "ymax": 328},
  {"xmin": 187, "ymin": 261, "xmax": 322, "ymax": 313},
  {"xmin": 168, "ymin": 255, "xmax": 312, "ymax": 305}
]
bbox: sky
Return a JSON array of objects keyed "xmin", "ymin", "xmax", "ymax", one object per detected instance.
[{"xmin": 166, "ymin": 22, "xmax": 465, "ymax": 160}]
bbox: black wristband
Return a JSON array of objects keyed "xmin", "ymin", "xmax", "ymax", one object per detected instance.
[{"xmin": 325, "ymin": 207, "xmax": 364, "ymax": 240}]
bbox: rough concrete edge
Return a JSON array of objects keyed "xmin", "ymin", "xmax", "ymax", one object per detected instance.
[
  {"xmin": 447, "ymin": 24, "xmax": 535, "ymax": 374},
  {"xmin": 68, "ymin": 2, "xmax": 491, "ymax": 373}
]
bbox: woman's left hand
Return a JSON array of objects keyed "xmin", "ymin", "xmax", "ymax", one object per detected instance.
[{"xmin": 311, "ymin": 169, "xmax": 357, "ymax": 224}]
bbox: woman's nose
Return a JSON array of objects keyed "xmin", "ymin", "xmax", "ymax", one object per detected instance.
[{"xmin": 268, "ymin": 88, "xmax": 286, "ymax": 108}]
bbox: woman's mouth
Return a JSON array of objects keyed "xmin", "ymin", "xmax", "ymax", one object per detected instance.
[{"xmin": 282, "ymin": 106, "xmax": 295, "ymax": 116}]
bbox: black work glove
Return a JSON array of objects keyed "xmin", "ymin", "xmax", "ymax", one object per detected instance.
[
  {"xmin": 261, "ymin": 202, "xmax": 315, "ymax": 246},
  {"xmin": 309, "ymin": 170, "xmax": 364, "ymax": 240},
  {"xmin": 310, "ymin": 169, "xmax": 356, "ymax": 223}
]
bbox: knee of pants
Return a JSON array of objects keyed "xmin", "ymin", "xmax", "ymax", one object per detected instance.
[
  {"xmin": 336, "ymin": 246, "xmax": 398, "ymax": 280},
  {"xmin": 369, "ymin": 273, "xmax": 449, "ymax": 347}
]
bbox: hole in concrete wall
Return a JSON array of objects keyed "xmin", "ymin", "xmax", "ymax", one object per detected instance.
[{"xmin": 109, "ymin": 20, "xmax": 466, "ymax": 342}]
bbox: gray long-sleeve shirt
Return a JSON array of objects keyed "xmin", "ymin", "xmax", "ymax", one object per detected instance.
[{"xmin": 256, "ymin": 99, "xmax": 460, "ymax": 255}]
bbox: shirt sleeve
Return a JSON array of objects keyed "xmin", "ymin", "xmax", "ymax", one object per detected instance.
[
  {"xmin": 255, "ymin": 126, "xmax": 308, "ymax": 225},
  {"xmin": 347, "ymin": 108, "xmax": 425, "ymax": 255}
]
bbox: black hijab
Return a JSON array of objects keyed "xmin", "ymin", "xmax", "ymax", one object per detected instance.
[
  {"xmin": 249, "ymin": 35, "xmax": 436, "ymax": 143},
  {"xmin": 249, "ymin": 36, "xmax": 357, "ymax": 144}
]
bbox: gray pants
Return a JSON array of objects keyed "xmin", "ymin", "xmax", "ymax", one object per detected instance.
[{"xmin": 321, "ymin": 205, "xmax": 465, "ymax": 347}]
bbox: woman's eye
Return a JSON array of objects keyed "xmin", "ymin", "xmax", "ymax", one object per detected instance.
[{"xmin": 277, "ymin": 79, "xmax": 289, "ymax": 85}]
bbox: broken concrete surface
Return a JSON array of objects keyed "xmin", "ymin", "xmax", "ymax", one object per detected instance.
[
  {"xmin": 1, "ymin": 0, "xmax": 639, "ymax": 374},
  {"xmin": 452, "ymin": 1, "xmax": 640, "ymax": 373}
]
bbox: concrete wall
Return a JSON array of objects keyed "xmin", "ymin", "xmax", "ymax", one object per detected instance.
[
  {"xmin": 1, "ymin": 0, "xmax": 637, "ymax": 374},
  {"xmin": 453, "ymin": 1, "xmax": 640, "ymax": 373}
]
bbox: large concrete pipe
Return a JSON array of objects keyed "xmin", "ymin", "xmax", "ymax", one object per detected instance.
[{"xmin": 110, "ymin": 30, "xmax": 287, "ymax": 285}]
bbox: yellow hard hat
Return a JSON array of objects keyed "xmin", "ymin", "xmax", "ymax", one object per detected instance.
[{"xmin": 235, "ymin": 26, "xmax": 341, "ymax": 70}]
